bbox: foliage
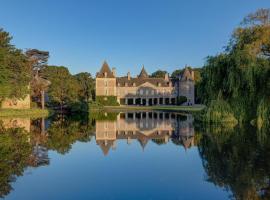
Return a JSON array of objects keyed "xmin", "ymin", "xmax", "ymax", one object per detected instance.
[
  {"xmin": 256, "ymin": 98, "xmax": 270, "ymax": 130},
  {"xmin": 0, "ymin": 108, "xmax": 49, "ymax": 117},
  {"xmin": 177, "ymin": 96, "xmax": 187, "ymax": 105},
  {"xmin": 203, "ymin": 99, "xmax": 237, "ymax": 124},
  {"xmin": 197, "ymin": 8, "xmax": 270, "ymax": 127},
  {"xmin": 95, "ymin": 96, "xmax": 119, "ymax": 106},
  {"xmin": 88, "ymin": 101, "xmax": 104, "ymax": 111},
  {"xmin": 0, "ymin": 125, "xmax": 32, "ymax": 198},
  {"xmin": 171, "ymin": 69, "xmax": 182, "ymax": 79},
  {"xmin": 0, "ymin": 28, "xmax": 31, "ymax": 102},
  {"xmin": 69, "ymin": 101, "xmax": 89, "ymax": 113},
  {"xmin": 198, "ymin": 124, "xmax": 270, "ymax": 200},
  {"xmin": 46, "ymin": 115, "xmax": 92, "ymax": 154},
  {"xmin": 89, "ymin": 111, "xmax": 118, "ymax": 121},
  {"xmin": 25, "ymin": 49, "xmax": 49, "ymax": 73},
  {"xmin": 74, "ymin": 72, "xmax": 95, "ymax": 102},
  {"xmin": 42, "ymin": 66, "xmax": 80, "ymax": 110},
  {"xmin": 150, "ymin": 70, "xmax": 168, "ymax": 78}
]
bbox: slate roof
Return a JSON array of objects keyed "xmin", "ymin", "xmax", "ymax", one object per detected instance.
[
  {"xmin": 96, "ymin": 140, "xmax": 114, "ymax": 156},
  {"xmin": 180, "ymin": 68, "xmax": 193, "ymax": 81},
  {"xmin": 96, "ymin": 61, "xmax": 115, "ymax": 78},
  {"xmin": 138, "ymin": 66, "xmax": 149, "ymax": 78},
  {"xmin": 116, "ymin": 77, "xmax": 173, "ymax": 87},
  {"xmin": 96, "ymin": 62, "xmax": 193, "ymax": 86}
]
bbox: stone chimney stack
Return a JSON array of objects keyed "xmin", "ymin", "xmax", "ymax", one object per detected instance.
[
  {"xmin": 127, "ymin": 71, "xmax": 131, "ymax": 80},
  {"xmin": 191, "ymin": 70, "xmax": 195, "ymax": 80},
  {"xmin": 164, "ymin": 73, "xmax": 169, "ymax": 81},
  {"xmin": 112, "ymin": 67, "xmax": 116, "ymax": 77}
]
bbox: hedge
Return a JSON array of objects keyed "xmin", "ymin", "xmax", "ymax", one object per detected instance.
[{"xmin": 95, "ymin": 96, "xmax": 119, "ymax": 106}]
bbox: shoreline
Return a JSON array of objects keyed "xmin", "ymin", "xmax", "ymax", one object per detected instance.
[
  {"xmin": 102, "ymin": 104, "xmax": 205, "ymax": 112},
  {"xmin": 0, "ymin": 108, "xmax": 50, "ymax": 118}
]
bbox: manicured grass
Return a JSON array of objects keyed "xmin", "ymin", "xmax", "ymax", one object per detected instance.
[
  {"xmin": 104, "ymin": 104, "xmax": 205, "ymax": 112},
  {"xmin": 0, "ymin": 108, "xmax": 50, "ymax": 118}
]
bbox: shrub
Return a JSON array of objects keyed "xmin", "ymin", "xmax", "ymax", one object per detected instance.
[
  {"xmin": 203, "ymin": 99, "xmax": 238, "ymax": 124},
  {"xmin": 177, "ymin": 96, "xmax": 187, "ymax": 105},
  {"xmin": 95, "ymin": 96, "xmax": 119, "ymax": 106},
  {"xmin": 89, "ymin": 111, "xmax": 118, "ymax": 121},
  {"xmin": 69, "ymin": 101, "xmax": 88, "ymax": 113},
  {"xmin": 256, "ymin": 98, "xmax": 270, "ymax": 130}
]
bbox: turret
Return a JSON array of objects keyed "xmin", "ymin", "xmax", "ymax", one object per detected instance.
[{"xmin": 127, "ymin": 71, "xmax": 131, "ymax": 80}]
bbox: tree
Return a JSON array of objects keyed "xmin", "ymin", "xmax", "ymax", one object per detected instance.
[
  {"xmin": 242, "ymin": 8, "xmax": 270, "ymax": 26},
  {"xmin": 0, "ymin": 28, "xmax": 31, "ymax": 102},
  {"xmin": 26, "ymin": 49, "xmax": 50, "ymax": 109},
  {"xmin": 25, "ymin": 49, "xmax": 49, "ymax": 73},
  {"xmin": 150, "ymin": 70, "xmax": 168, "ymax": 78},
  {"xmin": 171, "ymin": 69, "xmax": 183, "ymax": 79},
  {"xmin": 197, "ymin": 8, "xmax": 270, "ymax": 126},
  {"xmin": 42, "ymin": 66, "xmax": 80, "ymax": 111},
  {"xmin": 74, "ymin": 72, "xmax": 95, "ymax": 102}
]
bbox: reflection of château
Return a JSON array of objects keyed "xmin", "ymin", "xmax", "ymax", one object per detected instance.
[{"xmin": 95, "ymin": 112, "xmax": 195, "ymax": 155}]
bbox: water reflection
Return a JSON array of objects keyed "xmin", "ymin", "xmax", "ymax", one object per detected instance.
[
  {"xmin": 0, "ymin": 112, "xmax": 269, "ymax": 199},
  {"xmin": 95, "ymin": 112, "xmax": 194, "ymax": 155}
]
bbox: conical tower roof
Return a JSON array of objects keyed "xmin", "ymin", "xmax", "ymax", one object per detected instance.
[
  {"xmin": 96, "ymin": 61, "xmax": 115, "ymax": 78},
  {"xmin": 138, "ymin": 65, "xmax": 148, "ymax": 78},
  {"xmin": 97, "ymin": 140, "xmax": 114, "ymax": 156}
]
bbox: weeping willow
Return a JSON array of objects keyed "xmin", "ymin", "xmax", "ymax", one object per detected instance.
[{"xmin": 198, "ymin": 9, "xmax": 270, "ymax": 128}]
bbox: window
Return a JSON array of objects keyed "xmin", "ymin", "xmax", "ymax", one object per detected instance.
[
  {"xmin": 146, "ymin": 90, "xmax": 148, "ymax": 95},
  {"xmin": 140, "ymin": 89, "xmax": 143, "ymax": 95}
]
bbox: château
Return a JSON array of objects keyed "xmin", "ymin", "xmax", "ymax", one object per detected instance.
[{"xmin": 96, "ymin": 61, "xmax": 195, "ymax": 106}]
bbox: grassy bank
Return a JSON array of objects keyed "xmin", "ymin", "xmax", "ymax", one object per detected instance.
[
  {"xmin": 103, "ymin": 104, "xmax": 205, "ymax": 112},
  {"xmin": 0, "ymin": 108, "xmax": 50, "ymax": 118}
]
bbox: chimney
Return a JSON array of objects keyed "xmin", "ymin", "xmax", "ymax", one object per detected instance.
[
  {"xmin": 112, "ymin": 67, "xmax": 116, "ymax": 77},
  {"xmin": 191, "ymin": 70, "xmax": 194, "ymax": 80},
  {"xmin": 127, "ymin": 72, "xmax": 131, "ymax": 80},
  {"xmin": 164, "ymin": 73, "xmax": 169, "ymax": 81}
]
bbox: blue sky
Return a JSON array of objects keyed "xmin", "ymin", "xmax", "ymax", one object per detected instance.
[{"xmin": 0, "ymin": 0, "xmax": 269, "ymax": 76}]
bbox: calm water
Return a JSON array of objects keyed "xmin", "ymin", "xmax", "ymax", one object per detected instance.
[{"xmin": 0, "ymin": 111, "xmax": 269, "ymax": 200}]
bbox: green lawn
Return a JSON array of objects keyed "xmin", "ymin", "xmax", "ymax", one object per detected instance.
[
  {"xmin": 0, "ymin": 108, "xmax": 50, "ymax": 118},
  {"xmin": 104, "ymin": 104, "xmax": 205, "ymax": 112}
]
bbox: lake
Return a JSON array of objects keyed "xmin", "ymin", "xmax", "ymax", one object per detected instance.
[{"xmin": 0, "ymin": 111, "xmax": 269, "ymax": 200}]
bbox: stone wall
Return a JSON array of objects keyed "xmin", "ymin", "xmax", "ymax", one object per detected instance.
[
  {"xmin": 179, "ymin": 80, "xmax": 195, "ymax": 105},
  {"xmin": 1, "ymin": 94, "xmax": 31, "ymax": 109},
  {"xmin": 96, "ymin": 78, "xmax": 116, "ymax": 96},
  {"xmin": 1, "ymin": 118, "xmax": 31, "ymax": 132}
]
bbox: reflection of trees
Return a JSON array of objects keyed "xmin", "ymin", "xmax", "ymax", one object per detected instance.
[
  {"xmin": 0, "ymin": 123, "xmax": 32, "ymax": 198},
  {"xmin": 198, "ymin": 124, "xmax": 270, "ymax": 200},
  {"xmin": 0, "ymin": 115, "xmax": 94, "ymax": 198},
  {"xmin": 46, "ymin": 115, "xmax": 93, "ymax": 154}
]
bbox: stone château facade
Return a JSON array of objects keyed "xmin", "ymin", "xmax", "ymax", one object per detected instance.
[{"xmin": 96, "ymin": 61, "xmax": 195, "ymax": 105}]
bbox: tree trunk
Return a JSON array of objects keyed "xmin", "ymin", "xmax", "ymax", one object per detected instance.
[{"xmin": 41, "ymin": 90, "xmax": 45, "ymax": 109}]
